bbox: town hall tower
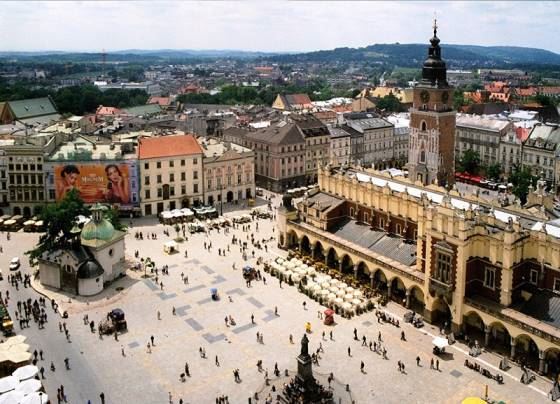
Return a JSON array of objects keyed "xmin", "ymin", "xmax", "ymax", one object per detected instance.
[{"xmin": 407, "ymin": 20, "xmax": 456, "ymax": 186}]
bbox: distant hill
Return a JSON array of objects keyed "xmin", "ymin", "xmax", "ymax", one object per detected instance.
[{"xmin": 264, "ymin": 43, "xmax": 560, "ymax": 67}]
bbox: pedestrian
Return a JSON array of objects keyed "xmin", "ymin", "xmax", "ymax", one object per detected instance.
[
  {"xmin": 302, "ymin": 301, "xmax": 307, "ymax": 310},
  {"xmin": 362, "ymin": 335, "xmax": 367, "ymax": 346},
  {"xmin": 430, "ymin": 358, "xmax": 434, "ymax": 369},
  {"xmin": 416, "ymin": 356, "xmax": 420, "ymax": 366},
  {"xmin": 330, "ymin": 330, "xmax": 333, "ymax": 340},
  {"xmin": 369, "ymin": 341, "xmax": 373, "ymax": 350},
  {"xmin": 347, "ymin": 347, "xmax": 351, "ymax": 357},
  {"xmin": 322, "ymin": 331, "xmax": 325, "ymax": 340},
  {"xmin": 436, "ymin": 359, "xmax": 440, "ymax": 371},
  {"xmin": 378, "ymin": 331, "xmax": 382, "ymax": 342},
  {"xmin": 121, "ymin": 346, "xmax": 125, "ymax": 357},
  {"xmin": 150, "ymin": 335, "xmax": 155, "ymax": 346},
  {"xmin": 353, "ymin": 328, "xmax": 358, "ymax": 340},
  {"xmin": 147, "ymin": 343, "xmax": 151, "ymax": 353},
  {"xmin": 401, "ymin": 331, "xmax": 406, "ymax": 341},
  {"xmin": 157, "ymin": 311, "xmax": 161, "ymax": 320},
  {"xmin": 168, "ymin": 391, "xmax": 173, "ymax": 403},
  {"xmin": 274, "ymin": 306, "xmax": 278, "ymax": 316},
  {"xmin": 251, "ymin": 314, "xmax": 255, "ymax": 324},
  {"xmin": 360, "ymin": 361, "xmax": 365, "ymax": 373},
  {"xmin": 185, "ymin": 362, "xmax": 190, "ymax": 377},
  {"xmin": 215, "ymin": 355, "xmax": 220, "ymax": 367},
  {"xmin": 40, "ymin": 366, "xmax": 45, "ymax": 379}
]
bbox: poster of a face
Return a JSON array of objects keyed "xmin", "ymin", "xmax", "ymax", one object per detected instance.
[{"xmin": 55, "ymin": 163, "xmax": 132, "ymax": 205}]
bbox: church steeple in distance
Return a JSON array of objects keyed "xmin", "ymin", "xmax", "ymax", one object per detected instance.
[{"xmin": 421, "ymin": 17, "xmax": 448, "ymax": 88}]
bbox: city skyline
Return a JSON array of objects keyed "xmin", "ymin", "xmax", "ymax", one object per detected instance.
[{"xmin": 0, "ymin": 1, "xmax": 559, "ymax": 54}]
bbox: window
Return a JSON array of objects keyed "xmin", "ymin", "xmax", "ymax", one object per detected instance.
[
  {"xmin": 157, "ymin": 174, "xmax": 162, "ymax": 184},
  {"xmin": 237, "ymin": 174, "xmax": 241, "ymax": 184},
  {"xmin": 145, "ymin": 190, "xmax": 150, "ymax": 199},
  {"xmin": 144, "ymin": 162, "xmax": 149, "ymax": 170},
  {"xmin": 108, "ymin": 249, "xmax": 114, "ymax": 257},
  {"xmin": 554, "ymin": 278, "xmax": 560, "ymax": 294},
  {"xmin": 193, "ymin": 171, "xmax": 198, "ymax": 180},
  {"xmin": 157, "ymin": 188, "xmax": 162, "ymax": 198},
  {"xmin": 193, "ymin": 184, "xmax": 198, "ymax": 193},
  {"xmin": 156, "ymin": 161, "xmax": 161, "ymax": 169},
  {"xmin": 529, "ymin": 269, "xmax": 538, "ymax": 285},
  {"xmin": 483, "ymin": 267, "xmax": 495, "ymax": 289},
  {"xmin": 421, "ymin": 121, "xmax": 427, "ymax": 131},
  {"xmin": 169, "ymin": 173, "xmax": 175, "ymax": 182},
  {"xmin": 144, "ymin": 176, "xmax": 150, "ymax": 185},
  {"xmin": 207, "ymin": 179, "xmax": 212, "ymax": 190},
  {"xmin": 181, "ymin": 159, "xmax": 185, "ymax": 166},
  {"xmin": 193, "ymin": 158, "xmax": 198, "ymax": 165},
  {"xmin": 169, "ymin": 160, "xmax": 174, "ymax": 168},
  {"xmin": 181, "ymin": 185, "xmax": 186, "ymax": 195},
  {"xmin": 436, "ymin": 252, "xmax": 452, "ymax": 284},
  {"xmin": 48, "ymin": 189, "xmax": 55, "ymax": 200},
  {"xmin": 396, "ymin": 224, "xmax": 402, "ymax": 234},
  {"xmin": 170, "ymin": 186, "xmax": 175, "ymax": 196}
]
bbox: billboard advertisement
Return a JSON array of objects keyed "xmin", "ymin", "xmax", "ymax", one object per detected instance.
[{"xmin": 53, "ymin": 161, "xmax": 138, "ymax": 206}]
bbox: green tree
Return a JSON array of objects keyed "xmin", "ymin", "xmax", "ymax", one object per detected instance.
[
  {"xmin": 457, "ymin": 150, "xmax": 481, "ymax": 174},
  {"xmin": 26, "ymin": 189, "xmax": 90, "ymax": 262},
  {"xmin": 376, "ymin": 94, "xmax": 402, "ymax": 112},
  {"xmin": 486, "ymin": 163, "xmax": 502, "ymax": 180},
  {"xmin": 103, "ymin": 206, "xmax": 127, "ymax": 231},
  {"xmin": 509, "ymin": 165, "xmax": 538, "ymax": 205}
]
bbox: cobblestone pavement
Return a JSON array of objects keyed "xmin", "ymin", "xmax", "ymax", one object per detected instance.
[{"xmin": 0, "ymin": 194, "xmax": 554, "ymax": 404}]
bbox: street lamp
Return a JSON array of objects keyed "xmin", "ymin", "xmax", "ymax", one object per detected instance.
[{"xmin": 219, "ymin": 184, "xmax": 224, "ymax": 216}]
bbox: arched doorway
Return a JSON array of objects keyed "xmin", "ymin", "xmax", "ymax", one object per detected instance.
[
  {"xmin": 408, "ymin": 286, "xmax": 425, "ymax": 314},
  {"xmin": 313, "ymin": 241, "xmax": 324, "ymax": 262},
  {"xmin": 326, "ymin": 248, "xmax": 338, "ymax": 269},
  {"xmin": 545, "ymin": 348, "xmax": 560, "ymax": 379},
  {"xmin": 431, "ymin": 297, "xmax": 452, "ymax": 328},
  {"xmin": 340, "ymin": 254, "xmax": 353, "ymax": 274},
  {"xmin": 514, "ymin": 334, "xmax": 539, "ymax": 370},
  {"xmin": 300, "ymin": 236, "xmax": 311, "ymax": 256},
  {"xmin": 463, "ymin": 312, "xmax": 485, "ymax": 345},
  {"xmin": 373, "ymin": 269, "xmax": 387, "ymax": 293},
  {"xmin": 356, "ymin": 261, "xmax": 369, "ymax": 283},
  {"xmin": 13, "ymin": 207, "xmax": 21, "ymax": 215},
  {"xmin": 487, "ymin": 322, "xmax": 511, "ymax": 356},
  {"xmin": 390, "ymin": 277, "xmax": 406, "ymax": 305},
  {"xmin": 287, "ymin": 231, "xmax": 299, "ymax": 250},
  {"xmin": 227, "ymin": 191, "xmax": 234, "ymax": 203}
]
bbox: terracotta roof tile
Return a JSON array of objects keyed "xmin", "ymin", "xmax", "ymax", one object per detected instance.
[{"xmin": 138, "ymin": 134, "xmax": 203, "ymax": 159}]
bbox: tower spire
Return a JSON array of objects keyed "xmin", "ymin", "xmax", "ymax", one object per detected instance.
[{"xmin": 433, "ymin": 13, "xmax": 438, "ymax": 37}]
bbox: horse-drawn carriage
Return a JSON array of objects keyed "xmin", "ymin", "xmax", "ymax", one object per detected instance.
[{"xmin": 99, "ymin": 308, "xmax": 127, "ymax": 335}]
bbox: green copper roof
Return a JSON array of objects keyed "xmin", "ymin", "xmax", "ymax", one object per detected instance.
[
  {"xmin": 7, "ymin": 97, "xmax": 58, "ymax": 119},
  {"xmin": 81, "ymin": 218, "xmax": 115, "ymax": 242}
]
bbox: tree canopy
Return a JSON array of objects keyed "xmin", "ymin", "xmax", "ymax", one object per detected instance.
[
  {"xmin": 26, "ymin": 189, "xmax": 90, "ymax": 262},
  {"xmin": 509, "ymin": 165, "xmax": 538, "ymax": 205},
  {"xmin": 457, "ymin": 150, "xmax": 481, "ymax": 175}
]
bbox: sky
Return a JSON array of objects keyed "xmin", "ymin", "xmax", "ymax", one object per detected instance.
[{"xmin": 0, "ymin": 1, "xmax": 559, "ymax": 54}]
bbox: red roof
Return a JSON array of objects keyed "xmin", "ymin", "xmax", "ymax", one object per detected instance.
[
  {"xmin": 147, "ymin": 96, "xmax": 171, "ymax": 106},
  {"xmin": 516, "ymin": 127, "xmax": 530, "ymax": 142},
  {"xmin": 138, "ymin": 134, "xmax": 203, "ymax": 159},
  {"xmin": 96, "ymin": 105, "xmax": 121, "ymax": 116}
]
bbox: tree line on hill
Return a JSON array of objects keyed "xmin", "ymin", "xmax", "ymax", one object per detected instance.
[{"xmin": 0, "ymin": 82, "xmax": 148, "ymax": 115}]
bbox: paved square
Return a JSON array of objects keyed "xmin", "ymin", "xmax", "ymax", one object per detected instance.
[{"xmin": 5, "ymin": 195, "xmax": 553, "ymax": 404}]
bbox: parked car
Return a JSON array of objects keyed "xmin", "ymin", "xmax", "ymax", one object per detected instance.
[{"xmin": 9, "ymin": 257, "xmax": 20, "ymax": 271}]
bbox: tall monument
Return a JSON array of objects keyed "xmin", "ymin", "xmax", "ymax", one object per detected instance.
[{"xmin": 407, "ymin": 18, "xmax": 456, "ymax": 187}]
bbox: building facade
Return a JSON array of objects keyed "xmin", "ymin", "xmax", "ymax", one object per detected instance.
[
  {"xmin": 199, "ymin": 137, "xmax": 255, "ymax": 207},
  {"xmin": 4, "ymin": 144, "xmax": 45, "ymax": 216},
  {"xmin": 499, "ymin": 130, "xmax": 523, "ymax": 177},
  {"xmin": 279, "ymin": 164, "xmax": 560, "ymax": 377},
  {"xmin": 138, "ymin": 134, "xmax": 204, "ymax": 215},
  {"xmin": 455, "ymin": 114, "xmax": 512, "ymax": 168},
  {"xmin": 407, "ymin": 22, "xmax": 456, "ymax": 186},
  {"xmin": 346, "ymin": 117, "xmax": 394, "ymax": 168},
  {"xmin": 522, "ymin": 123, "xmax": 560, "ymax": 186}
]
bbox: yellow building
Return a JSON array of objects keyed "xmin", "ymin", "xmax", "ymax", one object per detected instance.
[{"xmin": 278, "ymin": 165, "xmax": 560, "ymax": 377}]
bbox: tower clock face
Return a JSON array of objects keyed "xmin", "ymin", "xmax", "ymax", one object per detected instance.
[
  {"xmin": 420, "ymin": 90, "xmax": 430, "ymax": 103},
  {"xmin": 441, "ymin": 91, "xmax": 449, "ymax": 103}
]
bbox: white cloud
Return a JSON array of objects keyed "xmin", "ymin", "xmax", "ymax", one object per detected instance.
[{"xmin": 0, "ymin": 1, "xmax": 558, "ymax": 53}]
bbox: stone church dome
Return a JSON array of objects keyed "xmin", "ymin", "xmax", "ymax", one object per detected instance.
[{"xmin": 80, "ymin": 204, "xmax": 115, "ymax": 242}]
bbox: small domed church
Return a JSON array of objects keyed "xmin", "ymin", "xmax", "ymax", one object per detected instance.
[{"xmin": 37, "ymin": 204, "xmax": 127, "ymax": 296}]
